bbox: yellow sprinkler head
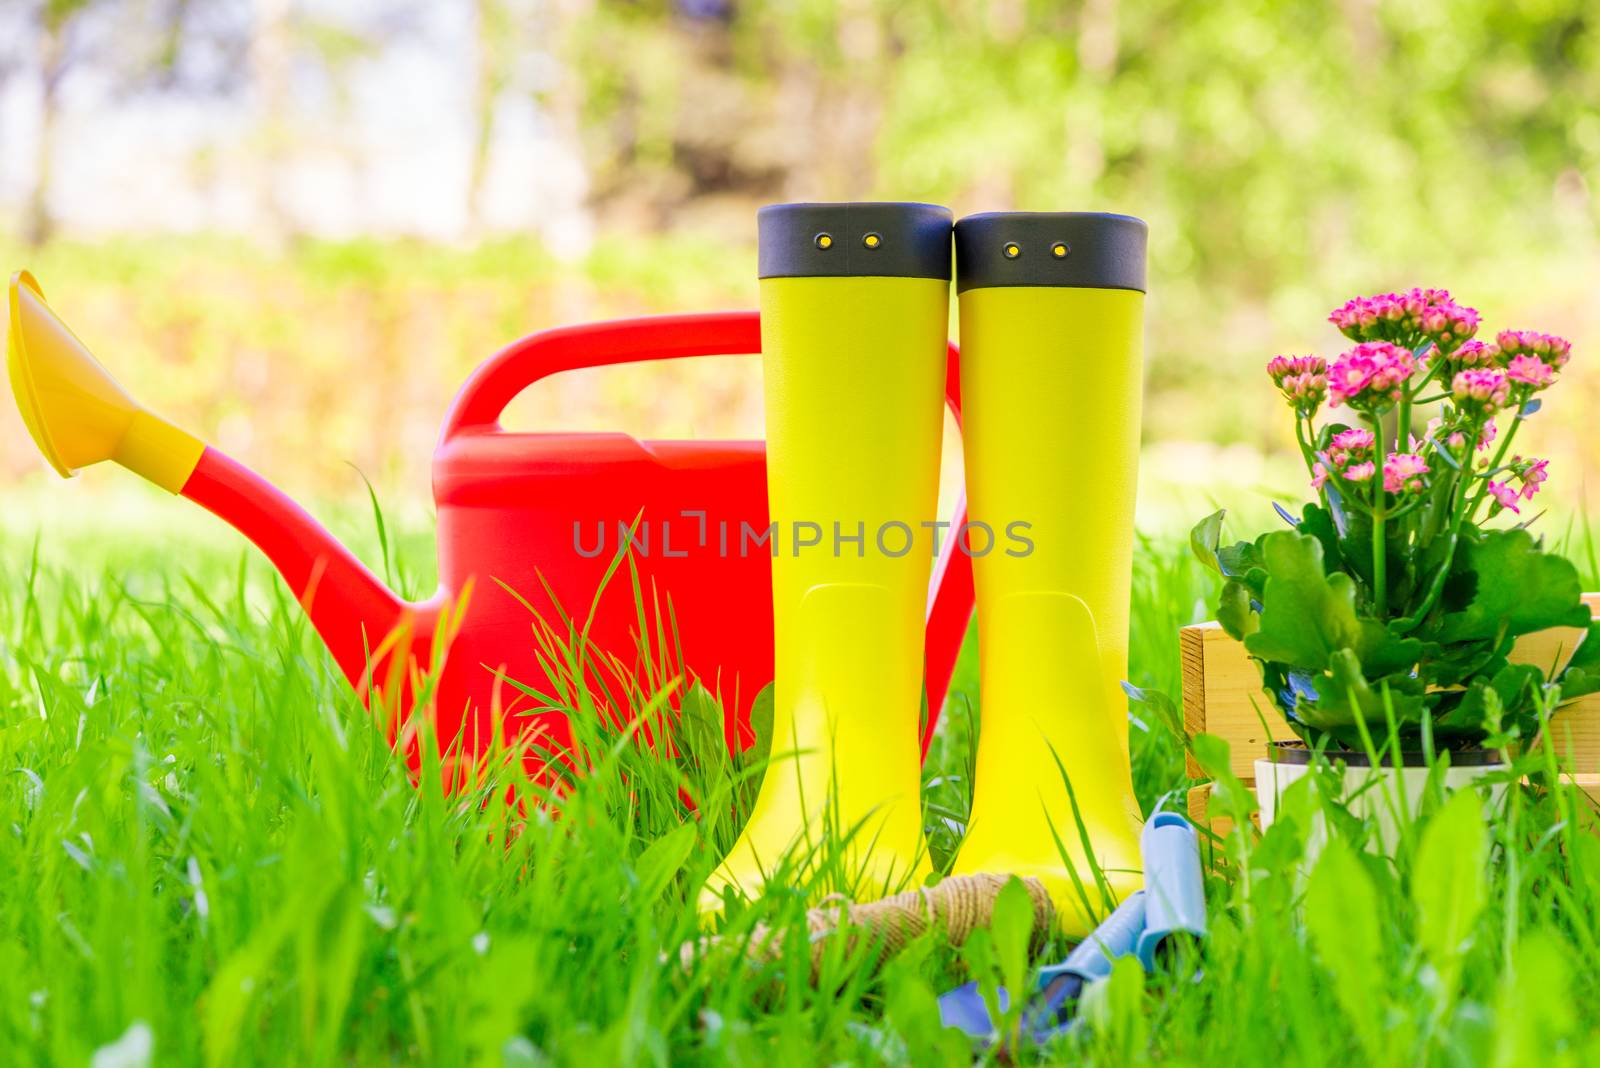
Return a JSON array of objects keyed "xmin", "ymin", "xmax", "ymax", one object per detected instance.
[
  {"xmin": 6, "ymin": 271, "xmax": 203, "ymax": 492},
  {"xmin": 8, "ymin": 268, "xmax": 90, "ymax": 476}
]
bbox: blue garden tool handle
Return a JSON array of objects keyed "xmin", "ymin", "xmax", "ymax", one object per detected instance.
[
  {"xmin": 939, "ymin": 893, "xmax": 1145, "ymax": 1041},
  {"xmin": 936, "ymin": 812, "xmax": 1208, "ymax": 1043},
  {"xmin": 1136, "ymin": 811, "xmax": 1207, "ymax": 969},
  {"xmin": 1037, "ymin": 890, "xmax": 1146, "ymax": 987}
]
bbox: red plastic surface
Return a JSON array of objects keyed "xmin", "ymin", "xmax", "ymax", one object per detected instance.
[{"xmin": 184, "ymin": 312, "xmax": 974, "ymax": 779}]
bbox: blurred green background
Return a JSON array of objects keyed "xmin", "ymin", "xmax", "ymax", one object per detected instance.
[{"xmin": 1, "ymin": 0, "xmax": 1597, "ymax": 538}]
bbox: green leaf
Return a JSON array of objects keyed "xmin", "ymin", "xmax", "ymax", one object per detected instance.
[
  {"xmin": 1421, "ymin": 639, "xmax": 1503, "ymax": 690},
  {"xmin": 1217, "ymin": 540, "xmax": 1266, "ymax": 580},
  {"xmin": 1190, "ymin": 509, "xmax": 1226, "ymax": 573},
  {"xmin": 1253, "ymin": 814, "xmax": 1307, "ymax": 876},
  {"xmin": 1189, "ymin": 732, "xmax": 1258, "ymax": 830},
  {"xmin": 1191, "ymin": 507, "xmax": 1270, "ymax": 590},
  {"xmin": 1415, "ymin": 462, "xmax": 1461, "ymax": 547},
  {"xmin": 1555, "ymin": 620, "xmax": 1600, "ymax": 701},
  {"xmin": 882, "ymin": 941, "xmax": 970, "ymax": 1068},
  {"xmin": 1189, "ymin": 732, "xmax": 1232, "ymax": 780},
  {"xmin": 1243, "ymin": 532, "xmax": 1422, "ymax": 676},
  {"xmin": 1079, "ymin": 955, "xmax": 1150, "ymax": 1059},
  {"xmin": 1412, "ymin": 789, "xmax": 1488, "ymax": 975},
  {"xmin": 1305, "ymin": 838, "xmax": 1383, "ymax": 1050},
  {"xmin": 991, "ymin": 876, "xmax": 1035, "ymax": 1009},
  {"xmin": 1217, "ymin": 579, "xmax": 1258, "ymax": 641},
  {"xmin": 743, "ymin": 682, "xmax": 775, "ymax": 771},
  {"xmin": 1124, "ymin": 683, "xmax": 1183, "ymax": 740},
  {"xmin": 1560, "ymin": 618, "xmax": 1600, "ymax": 674},
  {"xmin": 634, "ymin": 822, "xmax": 697, "ymax": 902},
  {"xmin": 1298, "ymin": 502, "xmax": 1342, "ymax": 572},
  {"xmin": 677, "ymin": 682, "xmax": 726, "ymax": 771},
  {"xmin": 959, "ymin": 926, "xmax": 1003, "ymax": 1037},
  {"xmin": 1492, "ymin": 930, "xmax": 1576, "ymax": 1068},
  {"xmin": 1435, "ymin": 663, "xmax": 1542, "ymax": 741},
  {"xmin": 1292, "ymin": 649, "xmax": 1426, "ymax": 744},
  {"xmin": 1433, "ymin": 529, "xmax": 1590, "ymax": 643},
  {"xmin": 1336, "ymin": 505, "xmax": 1379, "ymax": 589}
]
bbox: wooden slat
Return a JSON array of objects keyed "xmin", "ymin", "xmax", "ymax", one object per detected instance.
[
  {"xmin": 1179, "ymin": 623, "xmax": 1286, "ymax": 779},
  {"xmin": 1185, "ymin": 783, "xmax": 1210, "ymax": 832},
  {"xmin": 1184, "ymin": 782, "xmax": 1257, "ymax": 837},
  {"xmin": 1180, "ymin": 593, "xmax": 1600, "ymax": 776},
  {"xmin": 1567, "ymin": 774, "xmax": 1600, "ymax": 833},
  {"xmin": 1180, "ymin": 626, "xmax": 1207, "ymax": 781},
  {"xmin": 1568, "ymin": 773, "xmax": 1600, "ymax": 804}
]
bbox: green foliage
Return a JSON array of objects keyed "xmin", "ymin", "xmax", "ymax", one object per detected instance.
[
  {"xmin": 1491, "ymin": 931, "xmax": 1582, "ymax": 1068},
  {"xmin": 1196, "ymin": 506, "xmax": 1593, "ymax": 749},
  {"xmin": 1243, "ymin": 532, "xmax": 1422, "ymax": 675},
  {"xmin": 1412, "ymin": 791, "xmax": 1489, "ymax": 976},
  {"xmin": 538, "ymin": 0, "xmax": 1600, "ymax": 455},
  {"xmin": 1293, "ymin": 648, "xmax": 1427, "ymax": 740},
  {"xmin": 0, "ymin": 232, "xmax": 754, "ymax": 492},
  {"xmin": 1429, "ymin": 528, "xmax": 1591, "ymax": 643},
  {"xmin": 1304, "ymin": 839, "xmax": 1383, "ymax": 1053},
  {"xmin": 1197, "ymin": 271, "xmax": 1594, "ymax": 753},
  {"xmin": 1552, "ymin": 619, "xmax": 1600, "ymax": 701},
  {"xmin": 8, "ymin": 521, "xmax": 1600, "ymax": 1064}
]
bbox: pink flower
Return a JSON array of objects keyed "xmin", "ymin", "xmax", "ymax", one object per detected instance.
[
  {"xmin": 1330, "ymin": 295, "xmax": 1384, "ymax": 340},
  {"xmin": 1330, "ymin": 427, "xmax": 1375, "ymax": 452},
  {"xmin": 1286, "ymin": 373, "xmax": 1327, "ymax": 412},
  {"xmin": 1343, "ymin": 461, "xmax": 1377, "ymax": 483},
  {"xmin": 1506, "ymin": 353, "xmax": 1556, "ymax": 390},
  {"xmin": 1311, "ymin": 462, "xmax": 1330, "ymax": 491},
  {"xmin": 1434, "ymin": 338, "xmax": 1502, "ymax": 378},
  {"xmin": 1324, "ymin": 427, "xmax": 1376, "ymax": 472},
  {"xmin": 1498, "ymin": 330, "xmax": 1573, "ymax": 370},
  {"xmin": 1510, "ymin": 455, "xmax": 1549, "ymax": 501},
  {"xmin": 1452, "ymin": 368, "xmax": 1509, "ymax": 415},
  {"xmin": 1420, "ymin": 301, "xmax": 1480, "ymax": 350},
  {"xmin": 1327, "ymin": 342, "xmax": 1416, "ymax": 411},
  {"xmin": 1487, "ymin": 479, "xmax": 1522, "ymax": 515},
  {"xmin": 1328, "ymin": 358, "xmax": 1374, "ymax": 401},
  {"xmin": 1427, "ymin": 415, "xmax": 1495, "ymax": 453},
  {"xmin": 1267, "ymin": 355, "xmax": 1328, "ymax": 414},
  {"xmin": 1383, "ymin": 453, "xmax": 1430, "ymax": 494},
  {"xmin": 1330, "ymin": 287, "xmax": 1476, "ymax": 349},
  {"xmin": 1267, "ymin": 354, "xmax": 1326, "ymax": 382}
]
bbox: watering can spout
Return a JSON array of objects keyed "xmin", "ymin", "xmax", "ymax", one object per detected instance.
[
  {"xmin": 6, "ymin": 271, "xmax": 426, "ymax": 699},
  {"xmin": 8, "ymin": 270, "xmax": 204, "ymax": 492}
]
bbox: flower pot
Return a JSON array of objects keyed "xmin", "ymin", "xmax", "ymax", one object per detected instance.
[{"xmin": 1254, "ymin": 740, "xmax": 1507, "ymax": 856}]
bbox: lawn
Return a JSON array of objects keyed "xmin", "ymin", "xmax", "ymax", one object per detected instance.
[{"xmin": 1, "ymin": 505, "xmax": 1598, "ymax": 1066}]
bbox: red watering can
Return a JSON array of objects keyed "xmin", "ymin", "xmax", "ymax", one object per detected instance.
[{"xmin": 6, "ymin": 273, "xmax": 974, "ymax": 782}]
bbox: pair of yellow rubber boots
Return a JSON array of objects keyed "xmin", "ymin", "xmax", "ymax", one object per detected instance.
[{"xmin": 703, "ymin": 204, "xmax": 1148, "ymax": 936}]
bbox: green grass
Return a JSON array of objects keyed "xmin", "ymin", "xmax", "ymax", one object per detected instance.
[{"xmin": 3, "ymin": 515, "xmax": 1600, "ymax": 1066}]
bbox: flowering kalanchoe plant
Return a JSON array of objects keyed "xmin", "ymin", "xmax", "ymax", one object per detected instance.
[
  {"xmin": 1266, "ymin": 355, "xmax": 1328, "ymax": 415},
  {"xmin": 1195, "ymin": 288, "xmax": 1598, "ymax": 751}
]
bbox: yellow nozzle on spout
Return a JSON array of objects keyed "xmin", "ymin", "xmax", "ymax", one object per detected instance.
[{"xmin": 7, "ymin": 271, "xmax": 204, "ymax": 493}]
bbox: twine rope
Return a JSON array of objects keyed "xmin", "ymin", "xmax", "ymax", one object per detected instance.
[{"xmin": 687, "ymin": 872, "xmax": 1054, "ymax": 981}]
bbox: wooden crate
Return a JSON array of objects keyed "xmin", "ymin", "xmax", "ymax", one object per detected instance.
[{"xmin": 1181, "ymin": 593, "xmax": 1600, "ymax": 832}]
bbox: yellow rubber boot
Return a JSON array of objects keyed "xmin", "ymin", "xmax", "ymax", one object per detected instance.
[
  {"xmin": 701, "ymin": 203, "xmax": 952, "ymax": 910},
  {"xmin": 947, "ymin": 213, "xmax": 1148, "ymax": 936}
]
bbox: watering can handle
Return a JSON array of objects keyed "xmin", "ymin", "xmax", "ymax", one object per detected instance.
[
  {"xmin": 438, "ymin": 310, "xmax": 973, "ymax": 750},
  {"xmin": 440, "ymin": 312, "xmax": 766, "ymax": 439}
]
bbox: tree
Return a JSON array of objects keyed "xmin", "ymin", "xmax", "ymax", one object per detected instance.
[{"xmin": 23, "ymin": 1, "xmax": 104, "ymax": 247}]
